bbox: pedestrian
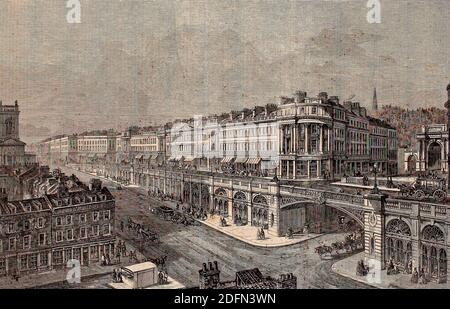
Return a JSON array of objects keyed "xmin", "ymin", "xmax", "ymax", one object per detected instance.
[
  {"xmin": 116, "ymin": 248, "xmax": 121, "ymax": 263},
  {"xmin": 106, "ymin": 253, "xmax": 111, "ymax": 265},
  {"xmin": 101, "ymin": 253, "xmax": 106, "ymax": 266}
]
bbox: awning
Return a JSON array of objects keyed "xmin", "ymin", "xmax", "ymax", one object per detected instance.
[
  {"xmin": 247, "ymin": 158, "xmax": 261, "ymax": 165},
  {"xmin": 88, "ymin": 154, "xmax": 96, "ymax": 158},
  {"xmin": 143, "ymin": 154, "xmax": 152, "ymax": 160},
  {"xmin": 220, "ymin": 157, "xmax": 234, "ymax": 164},
  {"xmin": 135, "ymin": 155, "xmax": 143, "ymax": 160},
  {"xmin": 234, "ymin": 157, "xmax": 248, "ymax": 164}
]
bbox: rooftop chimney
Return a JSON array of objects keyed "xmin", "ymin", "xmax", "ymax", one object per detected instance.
[
  {"xmin": 208, "ymin": 261, "xmax": 213, "ymax": 270},
  {"xmin": 294, "ymin": 91, "xmax": 307, "ymax": 103},
  {"xmin": 318, "ymin": 92, "xmax": 328, "ymax": 102},
  {"xmin": 213, "ymin": 261, "xmax": 218, "ymax": 270}
]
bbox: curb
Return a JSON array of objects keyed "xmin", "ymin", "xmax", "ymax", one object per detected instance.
[
  {"xmin": 330, "ymin": 261, "xmax": 383, "ymax": 289},
  {"xmin": 197, "ymin": 219, "xmax": 322, "ymax": 248}
]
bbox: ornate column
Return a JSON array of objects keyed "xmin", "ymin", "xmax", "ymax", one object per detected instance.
[
  {"xmin": 268, "ymin": 177, "xmax": 281, "ymax": 236},
  {"xmin": 306, "ymin": 124, "xmax": 310, "ymax": 154},
  {"xmin": 319, "ymin": 124, "xmax": 323, "ymax": 153},
  {"xmin": 364, "ymin": 192, "xmax": 387, "ymax": 270}
]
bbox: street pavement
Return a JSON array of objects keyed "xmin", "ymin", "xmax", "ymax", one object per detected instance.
[{"xmin": 54, "ymin": 167, "xmax": 372, "ymax": 289}]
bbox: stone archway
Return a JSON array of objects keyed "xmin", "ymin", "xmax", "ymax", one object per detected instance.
[
  {"xmin": 280, "ymin": 199, "xmax": 364, "ymax": 235},
  {"xmin": 420, "ymin": 225, "xmax": 447, "ymax": 283},
  {"xmin": 428, "ymin": 142, "xmax": 442, "ymax": 171}
]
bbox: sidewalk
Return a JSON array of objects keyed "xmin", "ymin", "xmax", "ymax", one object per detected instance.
[
  {"xmin": 200, "ymin": 216, "xmax": 322, "ymax": 248},
  {"xmin": 0, "ymin": 237, "xmax": 146, "ymax": 289},
  {"xmin": 331, "ymin": 252, "xmax": 449, "ymax": 289}
]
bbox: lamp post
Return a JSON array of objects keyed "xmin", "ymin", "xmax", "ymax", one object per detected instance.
[
  {"xmin": 445, "ymin": 84, "xmax": 450, "ymax": 189},
  {"xmin": 371, "ymin": 163, "xmax": 380, "ymax": 194}
]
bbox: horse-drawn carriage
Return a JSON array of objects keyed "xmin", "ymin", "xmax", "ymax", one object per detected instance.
[
  {"xmin": 315, "ymin": 231, "xmax": 364, "ymax": 259},
  {"xmin": 126, "ymin": 217, "xmax": 160, "ymax": 244},
  {"xmin": 398, "ymin": 174, "xmax": 447, "ymax": 202}
]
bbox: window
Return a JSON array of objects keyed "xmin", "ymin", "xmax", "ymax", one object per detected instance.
[
  {"xmin": 93, "ymin": 212, "xmax": 99, "ymax": 222},
  {"xmin": 79, "ymin": 214, "xmax": 87, "ymax": 223},
  {"xmin": 311, "ymin": 107, "xmax": 317, "ymax": 114},
  {"xmin": 38, "ymin": 233, "xmax": 46, "ymax": 246},
  {"xmin": 23, "ymin": 220, "xmax": 30, "ymax": 231},
  {"xmin": 104, "ymin": 210, "xmax": 110, "ymax": 220},
  {"xmin": 40, "ymin": 252, "xmax": 48, "ymax": 266},
  {"xmin": 0, "ymin": 240, "xmax": 2, "ymax": 253},
  {"xmin": 23, "ymin": 236, "xmax": 31, "ymax": 249},
  {"xmin": 80, "ymin": 227, "xmax": 87, "ymax": 239},
  {"xmin": 20, "ymin": 255, "xmax": 28, "ymax": 270},
  {"xmin": 66, "ymin": 215, "xmax": 72, "ymax": 225},
  {"xmin": 37, "ymin": 217, "xmax": 44, "ymax": 228},
  {"xmin": 8, "ymin": 237, "xmax": 16, "ymax": 251},
  {"xmin": 29, "ymin": 253, "xmax": 38, "ymax": 269},
  {"xmin": 53, "ymin": 250, "xmax": 63, "ymax": 265},
  {"xmin": 7, "ymin": 223, "xmax": 15, "ymax": 233},
  {"xmin": 56, "ymin": 217, "xmax": 62, "ymax": 226},
  {"xmin": 92, "ymin": 225, "xmax": 99, "ymax": 236},
  {"xmin": 103, "ymin": 224, "xmax": 111, "ymax": 236},
  {"xmin": 56, "ymin": 231, "xmax": 63, "ymax": 242},
  {"xmin": 66, "ymin": 229, "xmax": 73, "ymax": 240}
]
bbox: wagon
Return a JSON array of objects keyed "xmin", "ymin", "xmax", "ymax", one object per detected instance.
[{"xmin": 400, "ymin": 176, "xmax": 447, "ymax": 202}]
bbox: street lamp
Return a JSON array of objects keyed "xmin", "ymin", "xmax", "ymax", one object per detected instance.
[{"xmin": 371, "ymin": 163, "xmax": 380, "ymax": 194}]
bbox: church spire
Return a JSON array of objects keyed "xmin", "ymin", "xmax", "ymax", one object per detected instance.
[{"xmin": 372, "ymin": 87, "xmax": 378, "ymax": 111}]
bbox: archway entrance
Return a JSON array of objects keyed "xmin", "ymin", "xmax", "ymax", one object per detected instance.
[
  {"xmin": 428, "ymin": 142, "xmax": 442, "ymax": 171},
  {"xmin": 385, "ymin": 219, "xmax": 412, "ymax": 271},
  {"xmin": 421, "ymin": 225, "xmax": 447, "ymax": 283},
  {"xmin": 280, "ymin": 202, "xmax": 363, "ymax": 236},
  {"xmin": 407, "ymin": 155, "xmax": 417, "ymax": 174}
]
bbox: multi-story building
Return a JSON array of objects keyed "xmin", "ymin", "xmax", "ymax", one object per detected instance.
[
  {"xmin": 34, "ymin": 89, "xmax": 398, "ymax": 181},
  {"xmin": 276, "ymin": 91, "xmax": 395, "ymax": 179},
  {"xmin": 0, "ymin": 177, "xmax": 115, "ymax": 277}
]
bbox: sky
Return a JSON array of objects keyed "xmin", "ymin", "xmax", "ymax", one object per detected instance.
[{"xmin": 0, "ymin": 0, "xmax": 449, "ymax": 143}]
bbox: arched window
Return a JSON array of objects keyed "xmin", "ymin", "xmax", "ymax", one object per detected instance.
[
  {"xmin": 5, "ymin": 118, "xmax": 14, "ymax": 136},
  {"xmin": 234, "ymin": 191, "xmax": 246, "ymax": 201},
  {"xmin": 386, "ymin": 219, "xmax": 411, "ymax": 236},
  {"xmin": 422, "ymin": 225, "xmax": 445, "ymax": 243},
  {"xmin": 439, "ymin": 249, "xmax": 447, "ymax": 275}
]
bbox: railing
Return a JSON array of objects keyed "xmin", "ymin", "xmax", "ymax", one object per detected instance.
[
  {"xmin": 282, "ymin": 185, "xmax": 365, "ymax": 205},
  {"xmin": 385, "ymin": 198, "xmax": 448, "ymax": 217},
  {"xmin": 385, "ymin": 199, "xmax": 413, "ymax": 211}
]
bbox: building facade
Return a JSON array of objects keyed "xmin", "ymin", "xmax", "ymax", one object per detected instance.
[
  {"xmin": 34, "ymin": 89, "xmax": 398, "ymax": 181},
  {"xmin": 0, "ymin": 178, "xmax": 115, "ymax": 277}
]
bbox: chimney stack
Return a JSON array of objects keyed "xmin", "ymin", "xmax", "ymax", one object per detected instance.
[
  {"xmin": 213, "ymin": 261, "xmax": 218, "ymax": 270},
  {"xmin": 208, "ymin": 261, "xmax": 213, "ymax": 270},
  {"xmin": 202, "ymin": 263, "xmax": 207, "ymax": 271}
]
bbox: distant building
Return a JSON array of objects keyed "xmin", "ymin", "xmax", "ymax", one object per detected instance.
[
  {"xmin": 199, "ymin": 261, "xmax": 297, "ymax": 289},
  {"xmin": 0, "ymin": 101, "xmax": 36, "ymax": 167},
  {"xmin": 372, "ymin": 87, "xmax": 378, "ymax": 111},
  {"xmin": 416, "ymin": 124, "xmax": 448, "ymax": 173}
]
